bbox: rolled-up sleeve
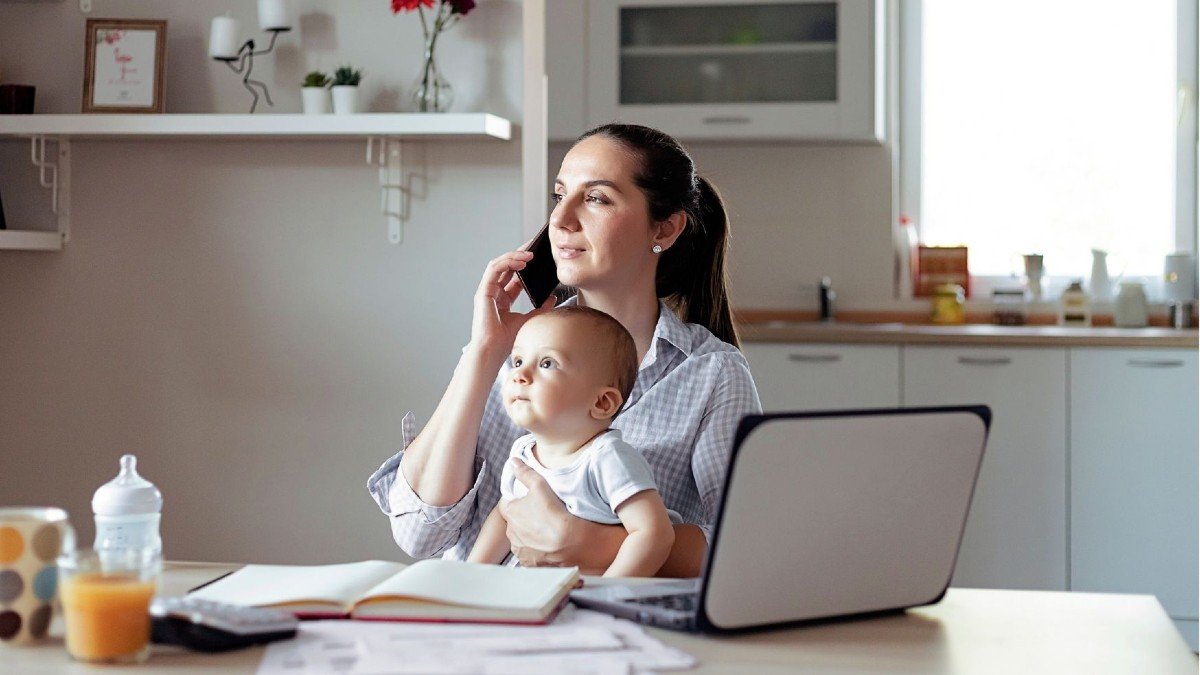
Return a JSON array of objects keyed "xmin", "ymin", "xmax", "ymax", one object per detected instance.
[
  {"xmin": 366, "ymin": 378, "xmax": 520, "ymax": 560},
  {"xmin": 689, "ymin": 355, "xmax": 762, "ymax": 543},
  {"xmin": 366, "ymin": 434, "xmax": 491, "ymax": 558}
]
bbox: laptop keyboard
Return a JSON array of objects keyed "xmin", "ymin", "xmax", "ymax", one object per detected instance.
[{"xmin": 625, "ymin": 593, "xmax": 698, "ymax": 612}]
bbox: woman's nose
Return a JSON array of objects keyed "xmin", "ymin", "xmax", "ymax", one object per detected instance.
[{"xmin": 549, "ymin": 199, "xmax": 580, "ymax": 233}]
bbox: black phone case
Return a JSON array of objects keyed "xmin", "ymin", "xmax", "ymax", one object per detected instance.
[{"xmin": 517, "ymin": 224, "xmax": 559, "ymax": 307}]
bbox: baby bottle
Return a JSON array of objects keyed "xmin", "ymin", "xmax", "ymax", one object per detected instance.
[{"xmin": 92, "ymin": 454, "xmax": 163, "ymax": 556}]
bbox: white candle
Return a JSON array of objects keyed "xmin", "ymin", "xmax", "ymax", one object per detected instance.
[
  {"xmin": 257, "ymin": 0, "xmax": 290, "ymax": 31},
  {"xmin": 209, "ymin": 16, "xmax": 241, "ymax": 59}
]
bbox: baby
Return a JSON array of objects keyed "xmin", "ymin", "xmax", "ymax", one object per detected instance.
[{"xmin": 467, "ymin": 306, "xmax": 675, "ymax": 577}]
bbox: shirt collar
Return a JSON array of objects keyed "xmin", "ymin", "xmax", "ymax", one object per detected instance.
[{"xmin": 560, "ymin": 296, "xmax": 693, "ymax": 368}]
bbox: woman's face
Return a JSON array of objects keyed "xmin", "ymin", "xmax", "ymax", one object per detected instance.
[{"xmin": 549, "ymin": 136, "xmax": 659, "ymax": 292}]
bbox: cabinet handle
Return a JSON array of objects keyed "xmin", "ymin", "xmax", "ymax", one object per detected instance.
[
  {"xmin": 702, "ymin": 116, "xmax": 752, "ymax": 125},
  {"xmin": 956, "ymin": 356, "xmax": 1013, "ymax": 366},
  {"xmin": 788, "ymin": 353, "xmax": 842, "ymax": 363},
  {"xmin": 1127, "ymin": 359, "xmax": 1185, "ymax": 368}
]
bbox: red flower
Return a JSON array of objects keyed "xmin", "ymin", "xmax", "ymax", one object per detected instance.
[
  {"xmin": 391, "ymin": 0, "xmax": 434, "ymax": 13},
  {"xmin": 446, "ymin": 0, "xmax": 475, "ymax": 15}
]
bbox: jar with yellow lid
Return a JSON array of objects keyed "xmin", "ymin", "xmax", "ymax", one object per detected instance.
[{"xmin": 930, "ymin": 283, "xmax": 966, "ymax": 324}]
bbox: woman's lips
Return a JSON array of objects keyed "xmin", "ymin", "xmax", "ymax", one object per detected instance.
[{"xmin": 557, "ymin": 246, "xmax": 585, "ymax": 260}]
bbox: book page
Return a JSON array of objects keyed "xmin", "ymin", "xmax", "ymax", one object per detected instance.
[
  {"xmin": 190, "ymin": 560, "xmax": 407, "ymax": 609},
  {"xmin": 361, "ymin": 560, "xmax": 577, "ymax": 610}
]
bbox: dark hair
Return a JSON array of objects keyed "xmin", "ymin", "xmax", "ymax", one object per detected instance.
[
  {"xmin": 543, "ymin": 306, "xmax": 638, "ymax": 417},
  {"xmin": 576, "ymin": 123, "xmax": 739, "ymax": 347}
]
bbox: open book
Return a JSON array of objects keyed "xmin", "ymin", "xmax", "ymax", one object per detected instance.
[{"xmin": 188, "ymin": 559, "xmax": 579, "ymax": 624}]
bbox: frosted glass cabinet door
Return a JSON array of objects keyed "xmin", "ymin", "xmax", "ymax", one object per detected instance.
[
  {"xmin": 902, "ymin": 346, "xmax": 1068, "ymax": 591},
  {"xmin": 1069, "ymin": 349, "xmax": 1198, "ymax": 628},
  {"xmin": 742, "ymin": 343, "xmax": 900, "ymax": 411},
  {"xmin": 586, "ymin": 0, "xmax": 884, "ymax": 141}
]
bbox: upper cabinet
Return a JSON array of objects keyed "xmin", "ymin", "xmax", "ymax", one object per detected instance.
[{"xmin": 549, "ymin": 0, "xmax": 885, "ymax": 142}]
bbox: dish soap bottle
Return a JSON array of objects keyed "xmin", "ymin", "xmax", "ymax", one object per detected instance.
[
  {"xmin": 1059, "ymin": 280, "xmax": 1092, "ymax": 327},
  {"xmin": 92, "ymin": 454, "xmax": 163, "ymax": 556}
]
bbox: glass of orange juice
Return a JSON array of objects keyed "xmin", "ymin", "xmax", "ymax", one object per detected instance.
[{"xmin": 57, "ymin": 548, "xmax": 160, "ymax": 664}]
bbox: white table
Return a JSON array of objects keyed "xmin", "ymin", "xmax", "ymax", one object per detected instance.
[{"xmin": 5, "ymin": 561, "xmax": 1196, "ymax": 674}]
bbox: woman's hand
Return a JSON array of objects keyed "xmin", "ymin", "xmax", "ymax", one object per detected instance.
[
  {"xmin": 469, "ymin": 250, "xmax": 556, "ymax": 365},
  {"xmin": 499, "ymin": 460, "xmax": 626, "ymax": 574}
]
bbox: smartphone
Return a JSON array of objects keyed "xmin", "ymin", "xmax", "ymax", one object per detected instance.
[{"xmin": 516, "ymin": 223, "xmax": 559, "ymax": 307}]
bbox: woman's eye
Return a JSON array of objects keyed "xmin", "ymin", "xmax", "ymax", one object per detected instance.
[
  {"xmin": 539, "ymin": 358, "xmax": 555, "ymax": 369},
  {"xmin": 585, "ymin": 193, "xmax": 607, "ymax": 204},
  {"xmin": 550, "ymin": 193, "xmax": 564, "ymax": 204}
]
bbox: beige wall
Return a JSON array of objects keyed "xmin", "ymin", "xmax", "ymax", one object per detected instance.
[{"xmin": 0, "ymin": 1, "xmax": 525, "ymax": 564}]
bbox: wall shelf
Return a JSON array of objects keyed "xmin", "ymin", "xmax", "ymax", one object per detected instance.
[
  {"xmin": 0, "ymin": 113, "xmax": 513, "ymax": 249},
  {"xmin": 0, "ymin": 113, "xmax": 512, "ymax": 141}
]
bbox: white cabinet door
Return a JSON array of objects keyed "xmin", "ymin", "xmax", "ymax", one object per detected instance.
[
  {"xmin": 902, "ymin": 346, "xmax": 1068, "ymax": 591},
  {"xmin": 742, "ymin": 343, "xmax": 899, "ymax": 412},
  {"xmin": 1069, "ymin": 349, "xmax": 1198, "ymax": 632},
  {"xmin": 585, "ymin": 0, "xmax": 884, "ymax": 141},
  {"xmin": 547, "ymin": 0, "xmax": 588, "ymax": 140}
]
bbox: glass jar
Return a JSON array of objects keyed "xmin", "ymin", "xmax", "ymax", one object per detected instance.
[
  {"xmin": 930, "ymin": 283, "xmax": 966, "ymax": 324},
  {"xmin": 992, "ymin": 288, "xmax": 1027, "ymax": 326}
]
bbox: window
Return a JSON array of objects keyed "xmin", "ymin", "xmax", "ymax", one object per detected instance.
[{"xmin": 901, "ymin": 0, "xmax": 1197, "ymax": 293}]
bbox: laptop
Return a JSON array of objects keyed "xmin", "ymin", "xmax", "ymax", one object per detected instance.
[{"xmin": 570, "ymin": 405, "xmax": 991, "ymax": 633}]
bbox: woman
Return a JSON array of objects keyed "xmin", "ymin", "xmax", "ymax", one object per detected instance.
[{"xmin": 367, "ymin": 124, "xmax": 761, "ymax": 576}]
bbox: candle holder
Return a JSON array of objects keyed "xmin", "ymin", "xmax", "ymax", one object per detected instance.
[{"xmin": 213, "ymin": 27, "xmax": 290, "ymax": 114}]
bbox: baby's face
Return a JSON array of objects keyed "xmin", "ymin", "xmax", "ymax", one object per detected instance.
[{"xmin": 503, "ymin": 316, "xmax": 613, "ymax": 436}]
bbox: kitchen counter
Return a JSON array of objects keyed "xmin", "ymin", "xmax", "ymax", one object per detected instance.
[{"xmin": 738, "ymin": 321, "xmax": 1199, "ymax": 348}]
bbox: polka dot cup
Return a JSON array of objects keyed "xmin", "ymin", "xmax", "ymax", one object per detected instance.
[{"xmin": 0, "ymin": 507, "xmax": 75, "ymax": 646}]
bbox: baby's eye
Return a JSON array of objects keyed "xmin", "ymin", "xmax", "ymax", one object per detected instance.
[
  {"xmin": 510, "ymin": 356, "xmax": 523, "ymax": 368},
  {"xmin": 539, "ymin": 357, "xmax": 556, "ymax": 369}
]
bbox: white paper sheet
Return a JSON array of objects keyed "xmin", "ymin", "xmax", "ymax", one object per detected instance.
[{"xmin": 255, "ymin": 606, "xmax": 696, "ymax": 675}]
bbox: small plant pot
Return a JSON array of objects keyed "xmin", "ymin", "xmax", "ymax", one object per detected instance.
[
  {"xmin": 301, "ymin": 87, "xmax": 331, "ymax": 115},
  {"xmin": 331, "ymin": 85, "xmax": 358, "ymax": 115}
]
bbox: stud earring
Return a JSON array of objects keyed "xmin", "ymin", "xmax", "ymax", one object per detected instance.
[{"xmin": 652, "ymin": 245, "xmax": 663, "ymax": 254}]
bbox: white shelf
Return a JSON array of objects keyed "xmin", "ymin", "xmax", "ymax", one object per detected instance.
[
  {"xmin": 0, "ymin": 113, "xmax": 513, "ymax": 249},
  {"xmin": 0, "ymin": 113, "xmax": 513, "ymax": 141},
  {"xmin": 620, "ymin": 42, "xmax": 837, "ymax": 58},
  {"xmin": 0, "ymin": 230, "xmax": 62, "ymax": 251}
]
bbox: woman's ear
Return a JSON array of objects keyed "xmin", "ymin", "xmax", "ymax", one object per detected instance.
[
  {"xmin": 652, "ymin": 211, "xmax": 687, "ymax": 253},
  {"xmin": 590, "ymin": 386, "xmax": 623, "ymax": 421}
]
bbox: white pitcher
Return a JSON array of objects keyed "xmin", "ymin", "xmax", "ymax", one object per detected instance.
[{"xmin": 1088, "ymin": 249, "xmax": 1122, "ymax": 300}]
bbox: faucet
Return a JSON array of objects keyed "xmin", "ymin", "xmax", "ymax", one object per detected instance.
[{"xmin": 818, "ymin": 277, "xmax": 836, "ymax": 322}]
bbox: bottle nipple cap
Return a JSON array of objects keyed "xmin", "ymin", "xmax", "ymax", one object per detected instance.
[{"xmin": 92, "ymin": 454, "xmax": 163, "ymax": 516}]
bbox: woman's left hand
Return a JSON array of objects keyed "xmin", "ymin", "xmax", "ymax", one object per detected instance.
[{"xmin": 499, "ymin": 459, "xmax": 624, "ymax": 573}]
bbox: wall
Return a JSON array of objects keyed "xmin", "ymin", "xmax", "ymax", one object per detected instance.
[{"xmin": 0, "ymin": 0, "xmax": 526, "ymax": 564}]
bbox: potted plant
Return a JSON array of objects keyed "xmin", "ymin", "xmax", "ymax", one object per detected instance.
[
  {"xmin": 301, "ymin": 70, "xmax": 331, "ymax": 115},
  {"xmin": 331, "ymin": 65, "xmax": 363, "ymax": 115}
]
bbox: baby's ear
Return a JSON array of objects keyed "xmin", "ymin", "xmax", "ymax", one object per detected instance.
[{"xmin": 590, "ymin": 386, "xmax": 623, "ymax": 420}]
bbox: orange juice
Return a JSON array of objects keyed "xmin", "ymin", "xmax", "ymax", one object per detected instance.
[{"xmin": 60, "ymin": 572, "xmax": 156, "ymax": 662}]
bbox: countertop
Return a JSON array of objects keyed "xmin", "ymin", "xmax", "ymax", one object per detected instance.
[{"xmin": 738, "ymin": 321, "xmax": 1199, "ymax": 348}]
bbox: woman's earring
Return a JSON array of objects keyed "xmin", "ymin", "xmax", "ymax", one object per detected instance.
[{"xmin": 652, "ymin": 245, "xmax": 663, "ymax": 254}]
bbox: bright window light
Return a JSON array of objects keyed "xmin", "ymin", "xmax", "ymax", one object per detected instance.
[{"xmin": 918, "ymin": 0, "xmax": 1178, "ymax": 277}]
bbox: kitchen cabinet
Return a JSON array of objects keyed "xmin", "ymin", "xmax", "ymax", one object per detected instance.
[
  {"xmin": 902, "ymin": 346, "xmax": 1068, "ymax": 591},
  {"xmin": 575, "ymin": 0, "xmax": 884, "ymax": 142},
  {"xmin": 742, "ymin": 343, "xmax": 900, "ymax": 411},
  {"xmin": 1069, "ymin": 348, "xmax": 1198, "ymax": 650}
]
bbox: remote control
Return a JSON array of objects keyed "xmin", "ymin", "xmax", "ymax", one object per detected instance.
[{"xmin": 150, "ymin": 596, "xmax": 299, "ymax": 652}]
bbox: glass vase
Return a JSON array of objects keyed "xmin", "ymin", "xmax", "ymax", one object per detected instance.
[{"xmin": 410, "ymin": 34, "xmax": 453, "ymax": 113}]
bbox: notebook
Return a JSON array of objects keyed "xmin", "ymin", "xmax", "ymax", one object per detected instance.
[{"xmin": 188, "ymin": 559, "xmax": 579, "ymax": 625}]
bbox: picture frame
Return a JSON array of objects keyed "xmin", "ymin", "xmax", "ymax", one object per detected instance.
[{"xmin": 82, "ymin": 19, "xmax": 167, "ymax": 113}]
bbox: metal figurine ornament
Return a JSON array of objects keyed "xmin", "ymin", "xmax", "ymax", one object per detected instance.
[{"xmin": 208, "ymin": 2, "xmax": 293, "ymax": 113}]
